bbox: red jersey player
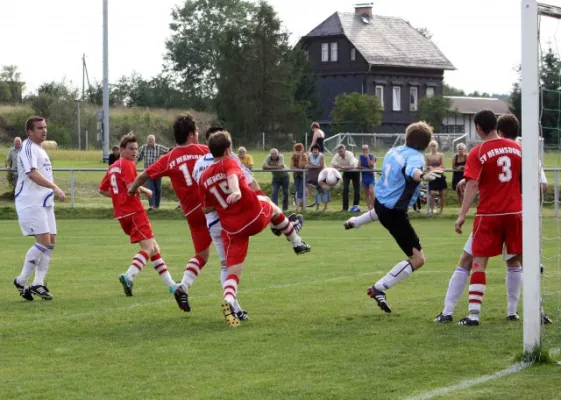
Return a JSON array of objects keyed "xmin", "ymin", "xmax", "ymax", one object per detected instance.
[
  {"xmin": 99, "ymin": 133, "xmax": 176, "ymax": 296},
  {"xmin": 454, "ymin": 110, "xmax": 522, "ymax": 326},
  {"xmin": 129, "ymin": 114, "xmax": 211, "ymax": 313},
  {"xmin": 199, "ymin": 131, "xmax": 311, "ymax": 328}
]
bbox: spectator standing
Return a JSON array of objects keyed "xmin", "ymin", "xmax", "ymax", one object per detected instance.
[
  {"xmin": 263, "ymin": 148, "xmax": 289, "ymax": 211},
  {"xmin": 290, "ymin": 143, "xmax": 308, "ymax": 212},
  {"xmin": 330, "ymin": 144, "xmax": 359, "ymax": 212},
  {"xmin": 309, "ymin": 122, "xmax": 325, "ymax": 153},
  {"xmin": 307, "ymin": 144, "xmax": 330, "ymax": 211},
  {"xmin": 237, "ymin": 147, "xmax": 254, "ymax": 169},
  {"xmin": 5, "ymin": 136, "xmax": 21, "ymax": 190},
  {"xmin": 425, "ymin": 140, "xmax": 447, "ymax": 214},
  {"xmin": 108, "ymin": 146, "xmax": 120, "ymax": 166},
  {"xmin": 451, "ymin": 143, "xmax": 467, "ymax": 206},
  {"xmin": 359, "ymin": 144, "xmax": 376, "ymax": 210},
  {"xmin": 136, "ymin": 134, "xmax": 169, "ymax": 210}
]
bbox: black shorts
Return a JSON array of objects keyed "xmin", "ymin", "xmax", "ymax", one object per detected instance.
[{"xmin": 374, "ymin": 199, "xmax": 421, "ymax": 257}]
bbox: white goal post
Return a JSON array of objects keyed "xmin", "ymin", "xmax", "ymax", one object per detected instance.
[{"xmin": 521, "ymin": 0, "xmax": 561, "ymax": 357}]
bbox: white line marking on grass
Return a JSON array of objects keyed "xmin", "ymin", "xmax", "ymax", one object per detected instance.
[{"xmin": 405, "ymin": 362, "xmax": 530, "ymax": 400}]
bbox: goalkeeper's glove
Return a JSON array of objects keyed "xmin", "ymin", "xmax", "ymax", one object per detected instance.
[{"xmin": 420, "ymin": 170, "xmax": 443, "ymax": 182}]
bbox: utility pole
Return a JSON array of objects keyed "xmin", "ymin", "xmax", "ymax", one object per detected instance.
[{"xmin": 102, "ymin": 0, "xmax": 110, "ymax": 162}]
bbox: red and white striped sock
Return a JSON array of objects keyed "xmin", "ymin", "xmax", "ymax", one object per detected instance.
[
  {"xmin": 468, "ymin": 270, "xmax": 486, "ymax": 321},
  {"xmin": 181, "ymin": 255, "xmax": 206, "ymax": 287},
  {"xmin": 151, "ymin": 253, "xmax": 175, "ymax": 288},
  {"xmin": 271, "ymin": 214, "xmax": 300, "ymax": 244},
  {"xmin": 223, "ymin": 274, "xmax": 239, "ymax": 306},
  {"xmin": 127, "ymin": 251, "xmax": 148, "ymax": 280}
]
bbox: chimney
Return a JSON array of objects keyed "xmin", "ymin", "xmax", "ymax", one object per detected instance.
[{"xmin": 354, "ymin": 2, "xmax": 373, "ymax": 18}]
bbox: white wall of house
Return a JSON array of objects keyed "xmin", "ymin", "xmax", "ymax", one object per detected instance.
[{"xmin": 442, "ymin": 114, "xmax": 476, "ymax": 140}]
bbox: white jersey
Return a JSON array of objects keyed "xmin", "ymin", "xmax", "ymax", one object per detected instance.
[
  {"xmin": 193, "ymin": 153, "xmax": 254, "ymax": 227},
  {"xmin": 15, "ymin": 139, "xmax": 55, "ymax": 212}
]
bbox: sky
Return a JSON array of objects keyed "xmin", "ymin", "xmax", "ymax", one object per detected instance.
[{"xmin": 2, "ymin": 0, "xmax": 561, "ymax": 96}]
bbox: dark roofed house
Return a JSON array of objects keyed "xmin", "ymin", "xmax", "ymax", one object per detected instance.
[
  {"xmin": 442, "ymin": 96, "xmax": 511, "ymax": 141},
  {"xmin": 299, "ymin": 3, "xmax": 455, "ymax": 133}
]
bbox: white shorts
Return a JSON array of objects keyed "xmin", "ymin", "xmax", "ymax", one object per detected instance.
[
  {"xmin": 463, "ymin": 232, "xmax": 515, "ymax": 261},
  {"xmin": 208, "ymin": 219, "xmax": 225, "ymax": 262},
  {"xmin": 18, "ymin": 206, "xmax": 57, "ymax": 237}
]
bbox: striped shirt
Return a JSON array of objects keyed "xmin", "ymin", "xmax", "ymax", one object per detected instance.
[{"xmin": 136, "ymin": 143, "xmax": 169, "ymax": 169}]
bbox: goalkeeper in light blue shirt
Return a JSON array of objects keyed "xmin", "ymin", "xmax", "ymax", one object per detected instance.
[{"xmin": 343, "ymin": 122, "xmax": 443, "ymax": 314}]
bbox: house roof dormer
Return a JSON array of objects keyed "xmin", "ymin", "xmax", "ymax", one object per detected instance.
[{"xmin": 301, "ymin": 10, "xmax": 455, "ymax": 71}]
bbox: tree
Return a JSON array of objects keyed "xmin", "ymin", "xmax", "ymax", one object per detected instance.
[
  {"xmin": 0, "ymin": 65, "xmax": 24, "ymax": 103},
  {"xmin": 417, "ymin": 96, "xmax": 455, "ymax": 132},
  {"xmin": 215, "ymin": 1, "xmax": 308, "ymax": 143},
  {"xmin": 165, "ymin": 0, "xmax": 257, "ymax": 101},
  {"xmin": 331, "ymin": 93, "xmax": 383, "ymax": 133},
  {"xmin": 444, "ymin": 83, "xmax": 465, "ymax": 96},
  {"xmin": 415, "ymin": 27, "xmax": 433, "ymax": 40}
]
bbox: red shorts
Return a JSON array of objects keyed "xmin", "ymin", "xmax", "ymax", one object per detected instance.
[
  {"xmin": 119, "ymin": 212, "xmax": 154, "ymax": 244},
  {"xmin": 471, "ymin": 213, "xmax": 522, "ymax": 258},
  {"xmin": 186, "ymin": 207, "xmax": 212, "ymax": 254},
  {"xmin": 221, "ymin": 200, "xmax": 273, "ymax": 267}
]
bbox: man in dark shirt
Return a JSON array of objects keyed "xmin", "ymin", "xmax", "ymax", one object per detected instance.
[{"xmin": 108, "ymin": 146, "xmax": 120, "ymax": 165}]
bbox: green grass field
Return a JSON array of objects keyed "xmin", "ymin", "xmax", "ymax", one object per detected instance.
[{"xmin": 1, "ymin": 219, "xmax": 561, "ymax": 399}]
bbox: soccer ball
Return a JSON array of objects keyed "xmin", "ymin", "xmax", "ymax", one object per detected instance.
[{"xmin": 318, "ymin": 167, "xmax": 342, "ymax": 190}]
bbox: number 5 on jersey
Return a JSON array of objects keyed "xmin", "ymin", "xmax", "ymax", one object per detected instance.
[{"xmin": 209, "ymin": 182, "xmax": 232, "ymax": 209}]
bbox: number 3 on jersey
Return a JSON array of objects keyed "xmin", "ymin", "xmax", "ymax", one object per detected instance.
[
  {"xmin": 497, "ymin": 156, "xmax": 512, "ymax": 183},
  {"xmin": 209, "ymin": 182, "xmax": 232, "ymax": 209}
]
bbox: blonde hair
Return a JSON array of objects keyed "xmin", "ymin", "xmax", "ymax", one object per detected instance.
[
  {"xmin": 429, "ymin": 140, "xmax": 439, "ymax": 150},
  {"xmin": 456, "ymin": 143, "xmax": 466, "ymax": 151}
]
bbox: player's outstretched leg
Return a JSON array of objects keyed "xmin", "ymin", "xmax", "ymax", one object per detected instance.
[
  {"xmin": 120, "ymin": 250, "xmax": 148, "ymax": 296},
  {"xmin": 344, "ymin": 209, "xmax": 378, "ymax": 230},
  {"xmin": 268, "ymin": 203, "xmax": 310, "ymax": 255},
  {"xmin": 368, "ymin": 259, "xmax": 419, "ymax": 314}
]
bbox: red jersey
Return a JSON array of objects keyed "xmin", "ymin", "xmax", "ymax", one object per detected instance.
[
  {"xmin": 199, "ymin": 158, "xmax": 262, "ymax": 234},
  {"xmin": 464, "ymin": 138, "xmax": 522, "ymax": 215},
  {"xmin": 145, "ymin": 144, "xmax": 208, "ymax": 216},
  {"xmin": 99, "ymin": 158, "xmax": 145, "ymax": 219}
]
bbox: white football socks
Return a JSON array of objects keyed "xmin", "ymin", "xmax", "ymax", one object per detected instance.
[
  {"xmin": 374, "ymin": 261, "xmax": 413, "ymax": 291},
  {"xmin": 353, "ymin": 209, "xmax": 379, "ymax": 228}
]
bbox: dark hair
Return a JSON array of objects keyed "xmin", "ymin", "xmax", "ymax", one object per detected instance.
[
  {"xmin": 173, "ymin": 114, "xmax": 197, "ymax": 145},
  {"xmin": 26, "ymin": 116, "xmax": 45, "ymax": 133},
  {"xmin": 474, "ymin": 110, "xmax": 497, "ymax": 135},
  {"xmin": 205, "ymin": 126, "xmax": 225, "ymax": 141},
  {"xmin": 208, "ymin": 131, "xmax": 232, "ymax": 158},
  {"xmin": 311, "ymin": 122, "xmax": 320, "ymax": 130},
  {"xmin": 119, "ymin": 133, "xmax": 137, "ymax": 149},
  {"xmin": 497, "ymin": 114, "xmax": 519, "ymax": 140},
  {"xmin": 405, "ymin": 121, "xmax": 433, "ymax": 151},
  {"xmin": 310, "ymin": 143, "xmax": 321, "ymax": 151}
]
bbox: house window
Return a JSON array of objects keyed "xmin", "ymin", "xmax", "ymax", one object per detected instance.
[
  {"xmin": 351, "ymin": 48, "xmax": 356, "ymax": 61},
  {"xmin": 321, "ymin": 43, "xmax": 329, "ymax": 62},
  {"xmin": 304, "ymin": 50, "xmax": 309, "ymax": 61},
  {"xmin": 393, "ymin": 86, "xmax": 401, "ymax": 111},
  {"xmin": 331, "ymin": 42, "xmax": 338, "ymax": 62},
  {"xmin": 375, "ymin": 85, "xmax": 384, "ymax": 108},
  {"xmin": 426, "ymin": 87, "xmax": 435, "ymax": 97},
  {"xmin": 410, "ymin": 87, "xmax": 418, "ymax": 111}
]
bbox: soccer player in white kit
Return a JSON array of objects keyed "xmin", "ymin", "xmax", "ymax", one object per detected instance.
[{"xmin": 13, "ymin": 117, "xmax": 66, "ymax": 301}]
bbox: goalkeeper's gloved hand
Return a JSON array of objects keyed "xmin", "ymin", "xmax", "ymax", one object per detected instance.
[{"xmin": 421, "ymin": 169, "xmax": 443, "ymax": 182}]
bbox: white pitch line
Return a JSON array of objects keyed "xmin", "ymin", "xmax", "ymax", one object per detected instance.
[{"xmin": 405, "ymin": 362, "xmax": 530, "ymax": 400}]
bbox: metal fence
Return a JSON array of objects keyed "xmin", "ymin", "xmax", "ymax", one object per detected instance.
[{"xmin": 2, "ymin": 167, "xmax": 561, "ymax": 217}]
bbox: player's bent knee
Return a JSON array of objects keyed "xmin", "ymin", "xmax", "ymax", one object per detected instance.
[
  {"xmin": 197, "ymin": 248, "xmax": 210, "ymax": 262},
  {"xmin": 35, "ymin": 233, "xmax": 52, "ymax": 247},
  {"xmin": 458, "ymin": 251, "xmax": 473, "ymax": 270},
  {"xmin": 227, "ymin": 264, "xmax": 243, "ymax": 276}
]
